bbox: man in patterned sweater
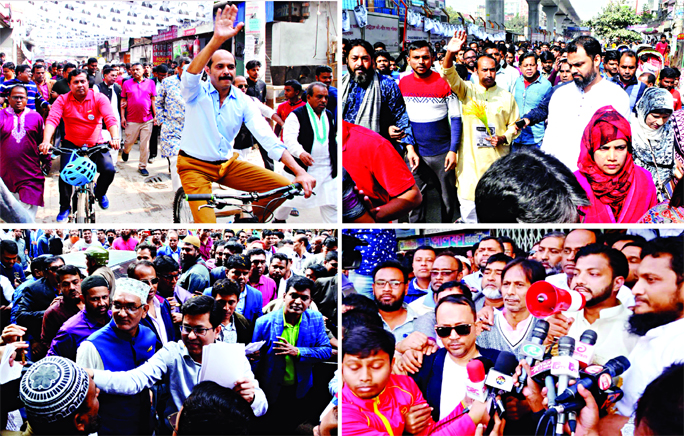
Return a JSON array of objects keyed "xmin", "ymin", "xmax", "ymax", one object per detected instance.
[{"xmin": 399, "ymin": 40, "xmax": 462, "ymax": 223}]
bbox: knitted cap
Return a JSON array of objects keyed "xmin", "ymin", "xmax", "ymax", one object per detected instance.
[
  {"xmin": 183, "ymin": 235, "xmax": 201, "ymax": 249},
  {"xmin": 115, "ymin": 277, "xmax": 150, "ymax": 303},
  {"xmin": 20, "ymin": 356, "xmax": 90, "ymax": 423},
  {"xmin": 84, "ymin": 244, "xmax": 109, "ymax": 266}
]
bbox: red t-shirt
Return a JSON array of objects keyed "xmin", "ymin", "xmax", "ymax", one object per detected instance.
[
  {"xmin": 671, "ymin": 88, "xmax": 682, "ymax": 111},
  {"xmin": 46, "ymin": 90, "xmax": 117, "ymax": 146},
  {"xmin": 342, "ymin": 121, "xmax": 416, "ymax": 207},
  {"xmin": 656, "ymin": 41, "xmax": 669, "ymax": 57}
]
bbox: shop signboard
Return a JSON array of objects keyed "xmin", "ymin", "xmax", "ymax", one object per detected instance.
[{"xmin": 397, "ymin": 231, "xmax": 491, "ymax": 251}]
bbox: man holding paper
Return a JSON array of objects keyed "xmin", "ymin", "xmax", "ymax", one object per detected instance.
[{"xmin": 84, "ymin": 295, "xmax": 267, "ymax": 433}]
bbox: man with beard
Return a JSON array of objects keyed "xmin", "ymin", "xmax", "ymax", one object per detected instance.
[
  {"xmin": 473, "ymin": 253, "xmax": 512, "ymax": 313},
  {"xmin": 462, "ymin": 236, "xmax": 504, "ymax": 293},
  {"xmin": 600, "ymin": 237, "xmax": 684, "ymax": 433},
  {"xmin": 48, "ymin": 275, "xmax": 112, "ymax": 361},
  {"xmin": 111, "ymin": 229, "xmax": 140, "ymax": 251},
  {"xmin": 158, "ymin": 230, "xmax": 181, "ymax": 267},
  {"xmin": 342, "ymin": 39, "xmax": 414, "ymax": 152},
  {"xmin": 83, "ymin": 245, "xmax": 116, "ymax": 297},
  {"xmin": 177, "ymin": 236, "xmax": 210, "ymax": 301},
  {"xmin": 441, "ymin": 31, "xmax": 520, "ymax": 222},
  {"xmin": 541, "ymin": 36, "xmax": 629, "ymax": 171},
  {"xmin": 130, "ymin": 260, "xmax": 176, "ymax": 345},
  {"xmin": 35, "ymin": 265, "xmax": 85, "ymax": 359},
  {"xmin": 462, "ymin": 48, "xmax": 478, "ymax": 79},
  {"xmin": 269, "ymin": 252, "xmax": 296, "ymax": 304},
  {"xmin": 14, "ymin": 255, "xmax": 64, "ymax": 346},
  {"xmin": 546, "ymin": 229, "xmax": 597, "ymax": 289},
  {"xmin": 177, "ymin": 6, "xmax": 315, "ymax": 223},
  {"xmin": 209, "ymin": 254, "xmax": 263, "ymax": 326},
  {"xmin": 612, "ymin": 50, "xmax": 647, "ymax": 113},
  {"xmin": 18, "ymin": 356, "xmax": 101, "ymax": 435},
  {"xmin": 535, "ymin": 231, "xmax": 565, "ymax": 275},
  {"xmin": 406, "ymin": 245, "xmax": 436, "ymax": 304},
  {"xmin": 544, "ymin": 244, "xmax": 639, "ymax": 365},
  {"xmin": 399, "ymin": 40, "xmax": 461, "ymax": 223},
  {"xmin": 85, "ymin": 295, "xmax": 266, "ymax": 434},
  {"xmin": 246, "ymin": 248, "xmax": 276, "ymax": 304},
  {"xmin": 372, "ymin": 260, "xmax": 419, "ymax": 342},
  {"xmin": 252, "ymin": 276, "xmax": 332, "ymax": 434},
  {"xmin": 374, "ymin": 50, "xmax": 393, "ymax": 76},
  {"xmin": 77, "ymin": 278, "xmax": 157, "ymax": 435},
  {"xmin": 659, "ymin": 67, "xmax": 682, "ymax": 110},
  {"xmin": 409, "ymin": 252, "xmax": 463, "ymax": 316}
]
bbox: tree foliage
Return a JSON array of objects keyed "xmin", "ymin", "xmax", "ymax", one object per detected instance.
[
  {"xmin": 640, "ymin": 4, "xmax": 656, "ymax": 23},
  {"xmin": 586, "ymin": 0, "xmax": 643, "ymax": 43},
  {"xmin": 445, "ymin": 6, "xmax": 462, "ymax": 24},
  {"xmin": 505, "ymin": 14, "xmax": 527, "ymax": 32}
]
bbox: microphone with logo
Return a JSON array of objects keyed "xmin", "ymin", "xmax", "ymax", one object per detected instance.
[
  {"xmin": 484, "ymin": 351, "xmax": 519, "ymax": 418},
  {"xmin": 552, "ymin": 336, "xmax": 578, "ymax": 436},
  {"xmin": 572, "ymin": 329, "xmax": 598, "ymax": 368},
  {"xmin": 516, "ymin": 319, "xmax": 550, "ymax": 394},
  {"xmin": 466, "ymin": 359, "xmax": 489, "ymax": 403}
]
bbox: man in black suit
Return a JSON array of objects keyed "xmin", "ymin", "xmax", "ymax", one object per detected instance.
[{"xmin": 95, "ymin": 65, "xmax": 123, "ymax": 151}]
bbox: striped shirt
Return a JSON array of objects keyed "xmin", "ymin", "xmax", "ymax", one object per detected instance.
[{"xmin": 0, "ymin": 79, "xmax": 49, "ymax": 110}]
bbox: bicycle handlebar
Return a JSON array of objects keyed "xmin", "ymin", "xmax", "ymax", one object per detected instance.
[
  {"xmin": 185, "ymin": 183, "xmax": 303, "ymax": 203},
  {"xmin": 51, "ymin": 143, "xmax": 111, "ymax": 157}
]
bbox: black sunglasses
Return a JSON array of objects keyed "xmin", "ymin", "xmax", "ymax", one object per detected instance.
[{"xmin": 435, "ymin": 324, "xmax": 473, "ymax": 338}]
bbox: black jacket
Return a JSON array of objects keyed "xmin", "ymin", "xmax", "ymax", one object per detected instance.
[
  {"xmin": 14, "ymin": 278, "xmax": 59, "ymax": 339},
  {"xmin": 285, "ymin": 105, "xmax": 337, "ymax": 178}
]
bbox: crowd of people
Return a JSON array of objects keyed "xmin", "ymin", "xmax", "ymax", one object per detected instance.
[
  {"xmin": 342, "ymin": 31, "xmax": 684, "ymax": 223},
  {"xmin": 0, "ymin": 5, "xmax": 338, "ymax": 224},
  {"xmin": 0, "ymin": 227, "xmax": 339, "ymax": 435},
  {"xmin": 341, "ymin": 228, "xmax": 684, "ymax": 435}
]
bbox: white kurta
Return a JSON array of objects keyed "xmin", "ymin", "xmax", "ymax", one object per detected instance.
[
  {"xmin": 541, "ymin": 79, "xmax": 630, "ymax": 171},
  {"xmin": 281, "ymin": 107, "xmax": 337, "ymax": 210}
]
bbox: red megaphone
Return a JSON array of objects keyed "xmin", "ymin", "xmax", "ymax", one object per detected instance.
[{"xmin": 526, "ymin": 281, "xmax": 586, "ymax": 317}]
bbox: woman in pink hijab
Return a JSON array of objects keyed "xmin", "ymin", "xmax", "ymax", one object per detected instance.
[{"xmin": 575, "ymin": 105, "xmax": 658, "ymax": 223}]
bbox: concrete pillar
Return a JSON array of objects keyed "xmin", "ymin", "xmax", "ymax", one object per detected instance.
[
  {"xmin": 555, "ymin": 13, "xmax": 567, "ymax": 40},
  {"xmin": 542, "ymin": 5, "xmax": 558, "ymax": 41},
  {"xmin": 526, "ymin": 0, "xmax": 541, "ymax": 41},
  {"xmin": 485, "ymin": 0, "xmax": 504, "ymax": 31}
]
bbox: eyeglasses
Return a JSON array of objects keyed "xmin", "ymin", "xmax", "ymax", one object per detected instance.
[
  {"xmin": 47, "ymin": 265, "xmax": 63, "ymax": 272},
  {"xmin": 236, "ymin": 84, "xmax": 248, "ymax": 89},
  {"xmin": 374, "ymin": 280, "xmax": 403, "ymax": 288},
  {"xmin": 181, "ymin": 325, "xmax": 212, "ymax": 336},
  {"xmin": 139, "ymin": 278, "xmax": 159, "ymax": 286},
  {"xmin": 431, "ymin": 270, "xmax": 457, "ymax": 277},
  {"xmin": 231, "ymin": 270, "xmax": 250, "ymax": 277},
  {"xmin": 435, "ymin": 324, "xmax": 473, "ymax": 338},
  {"xmin": 159, "ymin": 273, "xmax": 179, "ymax": 281},
  {"xmin": 286, "ymin": 293, "xmax": 310, "ymax": 302},
  {"xmin": 112, "ymin": 302, "xmax": 144, "ymax": 314}
]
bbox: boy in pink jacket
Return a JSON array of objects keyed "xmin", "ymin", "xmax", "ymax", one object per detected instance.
[{"xmin": 341, "ymin": 325, "xmax": 491, "ymax": 435}]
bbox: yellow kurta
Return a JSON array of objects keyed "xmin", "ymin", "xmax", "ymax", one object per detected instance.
[{"xmin": 441, "ymin": 65, "xmax": 520, "ymax": 201}]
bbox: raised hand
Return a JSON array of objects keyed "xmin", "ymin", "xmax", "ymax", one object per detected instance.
[
  {"xmin": 446, "ymin": 30, "xmax": 468, "ymax": 53},
  {"xmin": 213, "ymin": 5, "xmax": 244, "ymax": 43}
]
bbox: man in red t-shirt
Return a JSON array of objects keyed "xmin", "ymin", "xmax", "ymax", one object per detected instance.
[
  {"xmin": 343, "ymin": 121, "xmax": 422, "ymax": 222},
  {"xmin": 659, "ymin": 67, "xmax": 682, "ymax": 110},
  {"xmin": 655, "ymin": 35, "xmax": 669, "ymax": 58},
  {"xmin": 274, "ymin": 80, "xmax": 306, "ymax": 139}
]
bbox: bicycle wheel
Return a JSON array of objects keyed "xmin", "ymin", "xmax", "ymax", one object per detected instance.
[
  {"xmin": 87, "ymin": 187, "xmax": 97, "ymax": 223},
  {"xmin": 76, "ymin": 191, "xmax": 87, "ymax": 224},
  {"xmin": 173, "ymin": 187, "xmax": 194, "ymax": 223}
]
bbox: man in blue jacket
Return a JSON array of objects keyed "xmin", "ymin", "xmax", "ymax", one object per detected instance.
[{"xmin": 252, "ymin": 275, "xmax": 332, "ymax": 434}]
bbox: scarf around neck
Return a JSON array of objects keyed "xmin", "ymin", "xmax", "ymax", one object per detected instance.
[{"xmin": 342, "ymin": 70, "xmax": 381, "ymax": 133}]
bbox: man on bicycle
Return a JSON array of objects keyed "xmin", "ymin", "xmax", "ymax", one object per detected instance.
[
  {"xmin": 39, "ymin": 69, "xmax": 120, "ymax": 222},
  {"xmin": 178, "ymin": 5, "xmax": 315, "ymax": 223}
]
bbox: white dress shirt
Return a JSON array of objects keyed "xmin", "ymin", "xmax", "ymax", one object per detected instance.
[{"xmin": 541, "ymin": 78, "xmax": 630, "ymax": 171}]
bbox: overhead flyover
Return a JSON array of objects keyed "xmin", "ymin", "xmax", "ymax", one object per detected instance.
[{"xmin": 486, "ymin": 0, "xmax": 582, "ymax": 41}]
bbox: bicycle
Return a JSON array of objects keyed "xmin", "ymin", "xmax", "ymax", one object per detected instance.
[
  {"xmin": 173, "ymin": 183, "xmax": 304, "ymax": 223},
  {"xmin": 52, "ymin": 143, "xmax": 111, "ymax": 224}
]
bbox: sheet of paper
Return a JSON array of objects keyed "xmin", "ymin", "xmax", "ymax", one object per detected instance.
[
  {"xmin": 199, "ymin": 342, "xmax": 245, "ymax": 389},
  {"xmin": 244, "ymin": 340, "xmax": 265, "ymax": 355},
  {"xmin": 0, "ymin": 344, "xmax": 23, "ymax": 384}
]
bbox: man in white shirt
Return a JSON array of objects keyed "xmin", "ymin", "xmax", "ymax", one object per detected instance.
[
  {"xmin": 291, "ymin": 234, "xmax": 312, "ymax": 276},
  {"xmin": 534, "ymin": 232, "xmax": 566, "ymax": 275},
  {"xmin": 409, "ymin": 253, "xmax": 463, "ymax": 316},
  {"xmin": 463, "ymin": 237, "xmax": 504, "ymax": 293},
  {"xmin": 71, "ymin": 229, "xmax": 101, "ymax": 252},
  {"xmin": 545, "ymin": 244, "xmax": 639, "ymax": 365},
  {"xmin": 601, "ymin": 236, "xmax": 684, "ymax": 433},
  {"xmin": 541, "ymin": 36, "xmax": 630, "ymax": 171},
  {"xmin": 95, "ymin": 66, "xmax": 122, "ymax": 164}
]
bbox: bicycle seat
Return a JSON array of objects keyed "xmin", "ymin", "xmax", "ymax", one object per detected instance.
[{"xmin": 60, "ymin": 154, "xmax": 96, "ymax": 186}]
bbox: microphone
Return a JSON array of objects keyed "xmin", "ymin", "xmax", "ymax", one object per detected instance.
[
  {"xmin": 516, "ymin": 320, "xmax": 549, "ymax": 394},
  {"xmin": 573, "ymin": 329, "xmax": 598, "ymax": 368},
  {"xmin": 555, "ymin": 356, "xmax": 630, "ymax": 404},
  {"xmin": 466, "ymin": 359, "xmax": 488, "ymax": 403},
  {"xmin": 484, "ymin": 351, "xmax": 519, "ymax": 417},
  {"xmin": 552, "ymin": 336, "xmax": 578, "ymax": 394}
]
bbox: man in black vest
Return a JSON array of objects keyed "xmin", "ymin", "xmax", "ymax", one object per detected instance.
[
  {"xmin": 276, "ymin": 82, "xmax": 338, "ymax": 222},
  {"xmin": 96, "ymin": 66, "xmax": 123, "ymax": 162}
]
